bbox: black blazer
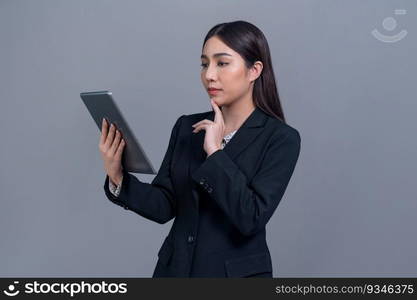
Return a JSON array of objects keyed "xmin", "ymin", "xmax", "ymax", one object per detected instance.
[{"xmin": 103, "ymin": 106, "xmax": 301, "ymax": 277}]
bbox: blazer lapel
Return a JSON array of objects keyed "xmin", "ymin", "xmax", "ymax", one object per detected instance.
[{"xmin": 188, "ymin": 106, "xmax": 269, "ymax": 207}]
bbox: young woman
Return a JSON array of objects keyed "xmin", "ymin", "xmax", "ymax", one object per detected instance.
[{"xmin": 99, "ymin": 20, "xmax": 301, "ymax": 278}]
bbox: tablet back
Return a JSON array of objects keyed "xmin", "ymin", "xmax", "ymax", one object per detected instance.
[{"xmin": 80, "ymin": 90, "xmax": 156, "ymax": 174}]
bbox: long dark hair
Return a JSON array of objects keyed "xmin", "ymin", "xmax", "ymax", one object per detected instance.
[{"xmin": 202, "ymin": 20, "xmax": 286, "ymax": 123}]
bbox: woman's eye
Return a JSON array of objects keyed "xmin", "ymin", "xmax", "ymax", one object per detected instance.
[{"xmin": 200, "ymin": 62, "xmax": 228, "ymax": 68}]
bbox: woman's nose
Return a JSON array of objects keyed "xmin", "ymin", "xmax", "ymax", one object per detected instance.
[{"xmin": 204, "ymin": 64, "xmax": 218, "ymax": 81}]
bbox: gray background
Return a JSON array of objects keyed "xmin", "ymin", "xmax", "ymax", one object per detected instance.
[{"xmin": 1, "ymin": 0, "xmax": 416, "ymax": 277}]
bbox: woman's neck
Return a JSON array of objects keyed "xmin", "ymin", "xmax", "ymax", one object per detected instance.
[{"xmin": 220, "ymin": 97, "xmax": 255, "ymax": 135}]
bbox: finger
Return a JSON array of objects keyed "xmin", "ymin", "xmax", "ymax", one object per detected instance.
[
  {"xmin": 100, "ymin": 118, "xmax": 108, "ymax": 145},
  {"xmin": 192, "ymin": 119, "xmax": 211, "ymax": 128},
  {"xmin": 192, "ymin": 124, "xmax": 208, "ymax": 133},
  {"xmin": 211, "ymin": 99, "xmax": 223, "ymax": 124},
  {"xmin": 110, "ymin": 129, "xmax": 122, "ymax": 156},
  {"xmin": 192, "ymin": 120, "xmax": 204, "ymax": 128},
  {"xmin": 192, "ymin": 122, "xmax": 211, "ymax": 132},
  {"xmin": 115, "ymin": 139, "xmax": 126, "ymax": 160},
  {"xmin": 104, "ymin": 123, "xmax": 116, "ymax": 149}
]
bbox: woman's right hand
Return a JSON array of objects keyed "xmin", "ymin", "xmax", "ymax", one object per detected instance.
[{"xmin": 99, "ymin": 118, "xmax": 125, "ymax": 185}]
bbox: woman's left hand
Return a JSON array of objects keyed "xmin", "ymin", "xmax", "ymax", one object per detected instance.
[{"xmin": 192, "ymin": 99, "xmax": 225, "ymax": 157}]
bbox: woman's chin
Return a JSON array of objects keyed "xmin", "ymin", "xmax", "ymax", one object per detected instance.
[{"xmin": 210, "ymin": 98, "xmax": 222, "ymax": 106}]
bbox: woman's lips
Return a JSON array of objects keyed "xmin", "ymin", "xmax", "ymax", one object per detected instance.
[{"xmin": 208, "ymin": 89, "xmax": 221, "ymax": 95}]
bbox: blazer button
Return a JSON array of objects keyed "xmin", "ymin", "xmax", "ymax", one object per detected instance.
[{"xmin": 187, "ymin": 235, "xmax": 195, "ymax": 243}]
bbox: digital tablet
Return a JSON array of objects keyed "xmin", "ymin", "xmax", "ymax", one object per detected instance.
[{"xmin": 80, "ymin": 90, "xmax": 156, "ymax": 174}]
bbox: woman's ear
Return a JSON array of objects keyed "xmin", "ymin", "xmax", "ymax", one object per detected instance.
[{"xmin": 249, "ymin": 61, "xmax": 263, "ymax": 82}]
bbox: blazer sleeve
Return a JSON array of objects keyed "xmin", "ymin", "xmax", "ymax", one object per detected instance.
[
  {"xmin": 191, "ymin": 128, "xmax": 301, "ymax": 236},
  {"xmin": 103, "ymin": 115, "xmax": 185, "ymax": 224}
]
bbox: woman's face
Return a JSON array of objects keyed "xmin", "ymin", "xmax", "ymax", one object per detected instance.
[{"xmin": 200, "ymin": 36, "xmax": 257, "ymax": 107}]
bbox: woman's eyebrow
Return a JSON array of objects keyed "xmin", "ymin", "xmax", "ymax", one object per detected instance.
[{"xmin": 200, "ymin": 52, "xmax": 232, "ymax": 59}]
